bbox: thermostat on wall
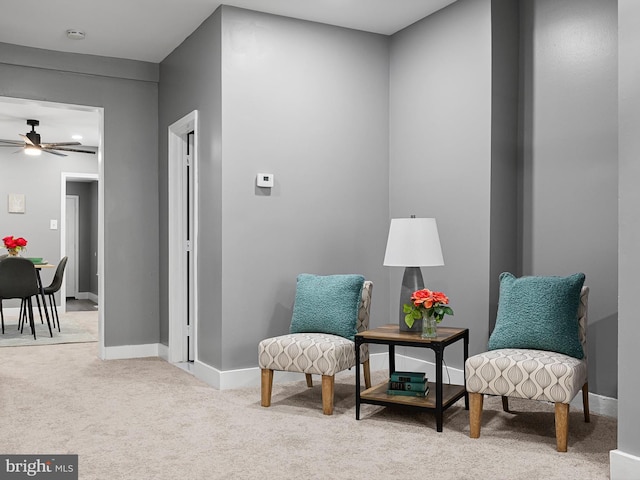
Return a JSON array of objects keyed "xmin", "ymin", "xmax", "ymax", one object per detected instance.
[{"xmin": 257, "ymin": 173, "xmax": 274, "ymax": 188}]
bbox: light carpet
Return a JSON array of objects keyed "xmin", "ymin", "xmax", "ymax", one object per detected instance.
[
  {"xmin": 0, "ymin": 341, "xmax": 616, "ymax": 480},
  {"xmin": 0, "ymin": 310, "xmax": 97, "ymax": 347}
]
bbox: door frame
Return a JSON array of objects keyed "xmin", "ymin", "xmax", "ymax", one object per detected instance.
[
  {"xmin": 0, "ymin": 95, "xmax": 103, "ymax": 357},
  {"xmin": 65, "ymin": 194, "xmax": 80, "ymax": 299},
  {"xmin": 60, "ymin": 173, "xmax": 100, "ymax": 313},
  {"xmin": 168, "ymin": 110, "xmax": 199, "ymax": 364}
]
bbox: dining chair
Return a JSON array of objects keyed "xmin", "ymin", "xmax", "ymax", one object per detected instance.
[
  {"xmin": 42, "ymin": 256, "xmax": 68, "ymax": 332},
  {"xmin": 0, "ymin": 257, "xmax": 40, "ymax": 339}
]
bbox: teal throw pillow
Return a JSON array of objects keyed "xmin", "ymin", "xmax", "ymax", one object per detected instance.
[
  {"xmin": 488, "ymin": 272, "xmax": 586, "ymax": 359},
  {"xmin": 290, "ymin": 274, "xmax": 365, "ymax": 341}
]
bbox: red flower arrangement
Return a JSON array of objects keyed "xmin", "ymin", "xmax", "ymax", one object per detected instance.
[
  {"xmin": 403, "ymin": 288, "xmax": 454, "ymax": 328},
  {"xmin": 3, "ymin": 235, "xmax": 28, "ymax": 256}
]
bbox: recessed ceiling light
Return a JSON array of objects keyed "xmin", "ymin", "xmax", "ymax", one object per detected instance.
[
  {"xmin": 72, "ymin": 134, "xmax": 83, "ymax": 140},
  {"xmin": 66, "ymin": 29, "xmax": 86, "ymax": 40}
]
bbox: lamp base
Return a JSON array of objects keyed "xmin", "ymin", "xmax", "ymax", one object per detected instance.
[{"xmin": 399, "ymin": 267, "xmax": 424, "ymax": 332}]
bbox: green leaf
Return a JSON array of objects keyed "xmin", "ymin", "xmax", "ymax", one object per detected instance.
[
  {"xmin": 404, "ymin": 314, "xmax": 415, "ymax": 329},
  {"xmin": 403, "ymin": 304, "xmax": 413, "ymax": 314},
  {"xmin": 412, "ymin": 309, "xmax": 422, "ymax": 319},
  {"xmin": 443, "ymin": 306, "xmax": 454, "ymax": 315}
]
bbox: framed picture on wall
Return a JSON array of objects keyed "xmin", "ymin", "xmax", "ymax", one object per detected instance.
[{"xmin": 8, "ymin": 193, "xmax": 25, "ymax": 214}]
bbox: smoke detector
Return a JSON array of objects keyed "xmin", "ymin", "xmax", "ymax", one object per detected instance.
[{"xmin": 66, "ymin": 29, "xmax": 86, "ymax": 40}]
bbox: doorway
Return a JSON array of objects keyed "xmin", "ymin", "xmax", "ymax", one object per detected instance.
[
  {"xmin": 62, "ymin": 175, "xmax": 99, "ymax": 313},
  {"xmin": 0, "ymin": 95, "xmax": 103, "ymax": 351},
  {"xmin": 168, "ymin": 111, "xmax": 199, "ymax": 366}
]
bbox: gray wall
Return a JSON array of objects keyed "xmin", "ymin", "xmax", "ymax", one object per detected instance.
[
  {"xmin": 66, "ymin": 181, "xmax": 98, "ymax": 295},
  {"xmin": 160, "ymin": 6, "xmax": 391, "ymax": 370},
  {"xmin": 519, "ymin": 0, "xmax": 618, "ymax": 398},
  {"xmin": 3, "ymin": 2, "xmax": 623, "ymax": 411},
  {"xmin": 0, "ymin": 43, "xmax": 160, "ymax": 347},
  {"xmin": 489, "ymin": 0, "xmax": 520, "ymax": 331},
  {"xmin": 618, "ymin": 0, "xmax": 640, "ymax": 460},
  {"xmin": 0, "ymin": 149, "xmax": 97, "ymax": 301},
  {"xmin": 389, "ymin": 0, "xmax": 493, "ymax": 365},
  {"xmin": 159, "ymin": 9, "xmax": 224, "ymax": 366}
]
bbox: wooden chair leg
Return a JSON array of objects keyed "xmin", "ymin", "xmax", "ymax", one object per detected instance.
[
  {"xmin": 261, "ymin": 369, "xmax": 273, "ymax": 407},
  {"xmin": 362, "ymin": 359, "xmax": 371, "ymax": 389},
  {"xmin": 305, "ymin": 374, "xmax": 313, "ymax": 387},
  {"xmin": 501, "ymin": 396, "xmax": 509, "ymax": 412},
  {"xmin": 555, "ymin": 402, "xmax": 569, "ymax": 452},
  {"xmin": 321, "ymin": 375, "xmax": 335, "ymax": 415},
  {"xmin": 469, "ymin": 392, "xmax": 483, "ymax": 438},
  {"xmin": 582, "ymin": 382, "xmax": 590, "ymax": 423}
]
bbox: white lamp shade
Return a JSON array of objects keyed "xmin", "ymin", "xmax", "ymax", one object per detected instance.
[{"xmin": 383, "ymin": 217, "xmax": 444, "ymax": 267}]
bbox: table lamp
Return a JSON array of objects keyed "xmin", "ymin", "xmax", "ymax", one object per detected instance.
[{"xmin": 383, "ymin": 216, "xmax": 444, "ymax": 331}]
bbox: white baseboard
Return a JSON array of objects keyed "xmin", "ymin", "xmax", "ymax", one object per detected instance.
[
  {"xmin": 190, "ymin": 359, "xmax": 297, "ymax": 390},
  {"xmin": 182, "ymin": 351, "xmax": 617, "ymax": 418},
  {"xmin": 610, "ymin": 449, "xmax": 640, "ymax": 479},
  {"xmin": 158, "ymin": 343, "xmax": 169, "ymax": 361},
  {"xmin": 72, "ymin": 292, "xmax": 99, "ymax": 303},
  {"xmin": 188, "ymin": 352, "xmax": 464, "ymax": 391},
  {"xmin": 2, "ymin": 307, "xmax": 21, "ymax": 316},
  {"xmin": 45, "ymin": 340, "xmax": 623, "ymax": 419},
  {"xmin": 571, "ymin": 390, "xmax": 618, "ymax": 418}
]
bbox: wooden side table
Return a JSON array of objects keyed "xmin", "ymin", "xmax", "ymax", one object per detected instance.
[{"xmin": 355, "ymin": 324, "xmax": 469, "ymax": 432}]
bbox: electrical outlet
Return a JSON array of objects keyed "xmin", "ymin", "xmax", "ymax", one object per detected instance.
[{"xmin": 50, "ymin": 219, "xmax": 58, "ymax": 230}]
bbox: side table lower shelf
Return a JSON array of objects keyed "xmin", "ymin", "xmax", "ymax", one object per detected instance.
[
  {"xmin": 361, "ymin": 381, "xmax": 466, "ymax": 410},
  {"xmin": 355, "ymin": 324, "xmax": 469, "ymax": 432}
]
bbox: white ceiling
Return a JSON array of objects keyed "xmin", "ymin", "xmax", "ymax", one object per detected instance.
[
  {"xmin": 0, "ymin": 0, "xmax": 456, "ymax": 149},
  {"xmin": 0, "ymin": 0, "xmax": 456, "ymax": 63}
]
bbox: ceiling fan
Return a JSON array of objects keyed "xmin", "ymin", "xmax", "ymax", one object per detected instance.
[{"xmin": 0, "ymin": 119, "xmax": 95, "ymax": 157}]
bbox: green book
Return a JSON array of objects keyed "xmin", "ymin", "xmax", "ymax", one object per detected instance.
[
  {"xmin": 388, "ymin": 380, "xmax": 428, "ymax": 392},
  {"xmin": 386, "ymin": 387, "xmax": 429, "ymax": 397},
  {"xmin": 390, "ymin": 371, "xmax": 425, "ymax": 382}
]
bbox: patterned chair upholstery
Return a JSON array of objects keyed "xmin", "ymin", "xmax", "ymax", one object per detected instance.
[
  {"xmin": 465, "ymin": 286, "xmax": 590, "ymax": 452},
  {"xmin": 258, "ymin": 281, "xmax": 373, "ymax": 415}
]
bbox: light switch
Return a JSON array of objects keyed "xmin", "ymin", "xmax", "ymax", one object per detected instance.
[{"xmin": 50, "ymin": 220, "xmax": 58, "ymax": 230}]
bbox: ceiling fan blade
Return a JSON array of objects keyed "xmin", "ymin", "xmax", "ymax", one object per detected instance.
[
  {"xmin": 19, "ymin": 134, "xmax": 35, "ymax": 146},
  {"xmin": 40, "ymin": 142, "xmax": 82, "ymax": 148},
  {"xmin": 41, "ymin": 148, "xmax": 67, "ymax": 157},
  {"xmin": 0, "ymin": 139, "xmax": 25, "ymax": 145},
  {"xmin": 48, "ymin": 146, "xmax": 96, "ymax": 154}
]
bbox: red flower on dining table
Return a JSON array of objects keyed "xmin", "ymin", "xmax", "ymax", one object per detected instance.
[{"xmin": 3, "ymin": 235, "xmax": 28, "ymax": 251}]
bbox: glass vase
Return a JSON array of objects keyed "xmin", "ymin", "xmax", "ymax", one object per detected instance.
[{"xmin": 421, "ymin": 315, "xmax": 437, "ymax": 339}]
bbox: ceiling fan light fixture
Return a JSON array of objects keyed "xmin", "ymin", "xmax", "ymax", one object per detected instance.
[
  {"xmin": 24, "ymin": 146, "xmax": 41, "ymax": 156},
  {"xmin": 66, "ymin": 29, "xmax": 86, "ymax": 40}
]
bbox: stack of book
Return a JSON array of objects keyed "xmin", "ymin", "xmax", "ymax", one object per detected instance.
[{"xmin": 387, "ymin": 371, "xmax": 429, "ymax": 397}]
